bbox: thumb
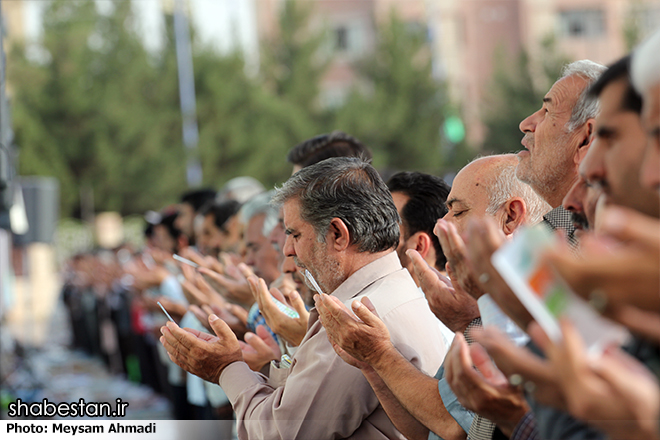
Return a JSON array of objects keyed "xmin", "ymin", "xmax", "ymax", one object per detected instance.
[
  {"xmin": 208, "ymin": 314, "xmax": 233, "ymax": 340},
  {"xmin": 287, "ymin": 289, "xmax": 308, "ymax": 317},
  {"xmin": 352, "ymin": 299, "xmax": 382, "ymax": 327},
  {"xmin": 360, "ymin": 296, "xmax": 380, "ymax": 319}
]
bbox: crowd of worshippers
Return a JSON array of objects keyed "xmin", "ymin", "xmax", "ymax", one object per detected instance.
[{"xmin": 61, "ymin": 30, "xmax": 660, "ymax": 439}]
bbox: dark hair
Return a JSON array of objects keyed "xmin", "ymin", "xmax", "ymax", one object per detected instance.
[
  {"xmin": 158, "ymin": 212, "xmax": 182, "ymax": 241},
  {"xmin": 180, "ymin": 189, "xmax": 217, "ymax": 213},
  {"xmin": 587, "ymin": 55, "xmax": 643, "ymax": 114},
  {"xmin": 273, "ymin": 157, "xmax": 400, "ymax": 253},
  {"xmin": 387, "ymin": 172, "xmax": 450, "ymax": 269},
  {"xmin": 287, "ymin": 131, "xmax": 373, "ymax": 168},
  {"xmin": 200, "ymin": 200, "xmax": 241, "ymax": 231}
]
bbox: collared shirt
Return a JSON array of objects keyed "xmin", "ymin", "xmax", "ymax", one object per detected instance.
[
  {"xmin": 430, "ymin": 317, "xmax": 483, "ymax": 438},
  {"xmin": 542, "ymin": 206, "xmax": 577, "ymax": 247},
  {"xmin": 219, "ymin": 252, "xmax": 448, "ymax": 440}
]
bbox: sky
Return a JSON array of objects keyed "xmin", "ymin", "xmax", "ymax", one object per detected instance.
[{"xmin": 21, "ymin": 0, "xmax": 260, "ymax": 67}]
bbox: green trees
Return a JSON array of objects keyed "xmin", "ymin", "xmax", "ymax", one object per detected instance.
[
  {"xmin": 333, "ymin": 15, "xmax": 449, "ymax": 172},
  {"xmin": 9, "ymin": 0, "xmax": 453, "ymax": 217},
  {"xmin": 482, "ymin": 39, "xmax": 568, "ymax": 154}
]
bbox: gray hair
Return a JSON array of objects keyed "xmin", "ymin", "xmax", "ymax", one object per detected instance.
[
  {"xmin": 272, "ymin": 157, "xmax": 400, "ymax": 253},
  {"xmin": 239, "ymin": 190, "xmax": 278, "ymax": 237},
  {"xmin": 483, "ymin": 157, "xmax": 551, "ymax": 225},
  {"xmin": 631, "ymin": 29, "xmax": 660, "ymax": 96},
  {"xmin": 560, "ymin": 60, "xmax": 607, "ymax": 132}
]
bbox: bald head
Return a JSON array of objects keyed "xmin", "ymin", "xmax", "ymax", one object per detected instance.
[{"xmin": 445, "ymin": 154, "xmax": 550, "ymax": 235}]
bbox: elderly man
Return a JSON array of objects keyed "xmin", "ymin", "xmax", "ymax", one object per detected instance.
[
  {"xmin": 161, "ymin": 157, "xmax": 446, "ymax": 439},
  {"xmin": 516, "ymin": 60, "xmax": 605, "ymax": 240},
  {"xmin": 467, "ymin": 55, "xmax": 660, "ymax": 440},
  {"xmin": 317, "ymin": 154, "xmax": 548, "ymax": 440}
]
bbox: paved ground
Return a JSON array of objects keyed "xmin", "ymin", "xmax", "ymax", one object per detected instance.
[{"xmin": 1, "ymin": 301, "xmax": 171, "ymax": 420}]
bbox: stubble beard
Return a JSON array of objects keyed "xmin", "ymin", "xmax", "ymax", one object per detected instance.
[
  {"xmin": 517, "ymin": 133, "xmax": 572, "ymax": 202},
  {"xmin": 305, "ymin": 240, "xmax": 345, "ymax": 294}
]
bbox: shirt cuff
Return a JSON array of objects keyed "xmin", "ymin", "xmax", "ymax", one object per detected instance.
[
  {"xmin": 218, "ymin": 361, "xmax": 264, "ymax": 405},
  {"xmin": 510, "ymin": 411, "xmax": 539, "ymax": 440}
]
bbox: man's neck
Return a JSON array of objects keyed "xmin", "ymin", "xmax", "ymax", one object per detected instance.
[{"xmin": 327, "ymin": 250, "xmax": 395, "ymax": 294}]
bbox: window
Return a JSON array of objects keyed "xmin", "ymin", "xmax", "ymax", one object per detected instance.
[{"xmin": 559, "ymin": 10, "xmax": 605, "ymax": 38}]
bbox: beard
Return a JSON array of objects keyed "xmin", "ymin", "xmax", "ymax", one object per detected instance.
[{"xmin": 297, "ymin": 240, "xmax": 344, "ymax": 294}]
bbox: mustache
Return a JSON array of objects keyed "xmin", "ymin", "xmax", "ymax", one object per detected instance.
[
  {"xmin": 293, "ymin": 257, "xmax": 307, "ymax": 270},
  {"xmin": 570, "ymin": 211, "xmax": 589, "ymax": 230}
]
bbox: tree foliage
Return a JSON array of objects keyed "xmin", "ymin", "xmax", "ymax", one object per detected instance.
[
  {"xmin": 482, "ymin": 38, "xmax": 569, "ymax": 154},
  {"xmin": 9, "ymin": 0, "xmax": 454, "ymax": 218},
  {"xmin": 333, "ymin": 14, "xmax": 449, "ymax": 173}
]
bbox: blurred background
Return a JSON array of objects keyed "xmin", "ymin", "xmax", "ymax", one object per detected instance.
[{"xmin": 0, "ymin": 0, "xmax": 658, "ymax": 421}]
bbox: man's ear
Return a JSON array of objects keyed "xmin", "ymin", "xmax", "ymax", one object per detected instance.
[
  {"xmin": 575, "ymin": 118, "xmax": 595, "ymax": 165},
  {"xmin": 410, "ymin": 231, "xmax": 432, "ymax": 260},
  {"xmin": 328, "ymin": 218, "xmax": 351, "ymax": 251},
  {"xmin": 501, "ymin": 198, "xmax": 526, "ymax": 236}
]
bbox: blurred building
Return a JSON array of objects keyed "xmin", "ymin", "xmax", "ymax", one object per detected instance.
[
  {"xmin": 429, "ymin": 0, "xmax": 660, "ymax": 144},
  {"xmin": 256, "ymin": 0, "xmax": 659, "ymax": 145}
]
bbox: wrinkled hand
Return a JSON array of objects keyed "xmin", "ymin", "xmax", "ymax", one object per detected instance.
[
  {"xmin": 445, "ymin": 333, "xmax": 529, "ymax": 437},
  {"xmin": 435, "ymin": 219, "xmax": 485, "ymax": 299},
  {"xmin": 408, "ymin": 249, "xmax": 480, "ymax": 333},
  {"xmin": 125, "ymin": 258, "xmax": 169, "ymax": 291},
  {"xmin": 248, "ymin": 275, "xmax": 309, "ymax": 346},
  {"xmin": 189, "ymin": 303, "xmax": 248, "ymax": 340},
  {"xmin": 180, "ymin": 264, "xmax": 228, "ymax": 309},
  {"xmin": 535, "ymin": 319, "xmax": 660, "ymax": 440},
  {"xmin": 198, "ymin": 262, "xmax": 254, "ymax": 308},
  {"xmin": 473, "ymin": 327, "xmax": 565, "ymax": 410},
  {"xmin": 239, "ymin": 325, "xmax": 281, "ymax": 372},
  {"xmin": 160, "ymin": 315, "xmax": 243, "ymax": 384},
  {"xmin": 465, "ymin": 218, "xmax": 533, "ymax": 330},
  {"xmin": 315, "ymin": 293, "xmax": 393, "ymax": 368}
]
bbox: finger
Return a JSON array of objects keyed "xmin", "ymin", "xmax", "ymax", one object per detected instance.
[
  {"xmin": 180, "ymin": 248, "xmax": 207, "ymax": 268},
  {"xmin": 445, "ymin": 221, "xmax": 468, "ymax": 261},
  {"xmin": 270, "ymin": 287, "xmax": 287, "ymax": 304},
  {"xmin": 470, "ymin": 343, "xmax": 507, "ymax": 384},
  {"xmin": 208, "ymin": 314, "xmax": 237, "ymax": 342},
  {"xmin": 256, "ymin": 325, "xmax": 281, "ymax": 355},
  {"xmin": 198, "ymin": 267, "xmax": 232, "ymax": 288},
  {"xmin": 284, "ymin": 289, "xmax": 308, "ymax": 317},
  {"xmin": 407, "ymin": 249, "xmax": 443, "ymax": 290},
  {"xmin": 227, "ymin": 304, "xmax": 248, "ymax": 324},
  {"xmin": 246, "ymin": 275, "xmax": 264, "ymax": 301},
  {"xmin": 161, "ymin": 323, "xmax": 191, "ymax": 356},
  {"xmin": 528, "ymin": 321, "xmax": 553, "ymax": 354},
  {"xmin": 189, "ymin": 304, "xmax": 210, "ymax": 326},
  {"xmin": 237, "ymin": 262, "xmax": 255, "ymax": 279},
  {"xmin": 181, "ymin": 279, "xmax": 208, "ymax": 305},
  {"xmin": 360, "ymin": 296, "xmax": 379, "ymax": 318},
  {"xmin": 352, "ymin": 299, "xmax": 383, "ymax": 328},
  {"xmin": 181, "ymin": 263, "xmax": 197, "ymax": 282},
  {"xmin": 600, "ymin": 205, "xmax": 660, "ymax": 245},
  {"xmin": 160, "ymin": 335, "xmax": 192, "ymax": 370}
]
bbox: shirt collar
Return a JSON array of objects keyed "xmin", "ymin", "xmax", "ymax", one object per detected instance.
[{"xmin": 330, "ymin": 251, "xmax": 402, "ymax": 303}]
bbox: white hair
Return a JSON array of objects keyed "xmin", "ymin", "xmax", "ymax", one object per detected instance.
[
  {"xmin": 239, "ymin": 190, "xmax": 278, "ymax": 237},
  {"xmin": 631, "ymin": 29, "xmax": 660, "ymax": 96},
  {"xmin": 217, "ymin": 176, "xmax": 265, "ymax": 204},
  {"xmin": 483, "ymin": 158, "xmax": 551, "ymax": 225},
  {"xmin": 559, "ymin": 60, "xmax": 607, "ymax": 132}
]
